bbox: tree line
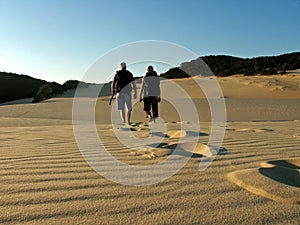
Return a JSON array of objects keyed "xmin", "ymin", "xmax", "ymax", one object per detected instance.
[
  {"xmin": 0, "ymin": 71, "xmax": 88, "ymax": 104},
  {"xmin": 1, "ymin": 52, "xmax": 299, "ymax": 103},
  {"xmin": 161, "ymin": 52, "xmax": 300, "ymax": 78},
  {"xmin": 0, "ymin": 72, "xmax": 46, "ymax": 103}
]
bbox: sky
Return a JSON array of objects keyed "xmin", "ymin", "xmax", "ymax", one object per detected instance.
[{"xmin": 0, "ymin": 0, "xmax": 300, "ymax": 84}]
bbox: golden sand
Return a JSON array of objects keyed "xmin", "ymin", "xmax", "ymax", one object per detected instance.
[{"xmin": 0, "ymin": 75, "xmax": 300, "ymax": 224}]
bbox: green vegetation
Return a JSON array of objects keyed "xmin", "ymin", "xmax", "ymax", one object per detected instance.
[
  {"xmin": 160, "ymin": 52, "xmax": 300, "ymax": 78},
  {"xmin": 32, "ymin": 82, "xmax": 64, "ymax": 103},
  {"xmin": 32, "ymin": 83, "xmax": 53, "ymax": 103},
  {"xmin": 33, "ymin": 80, "xmax": 88, "ymax": 103},
  {"xmin": 201, "ymin": 52, "xmax": 300, "ymax": 76},
  {"xmin": 62, "ymin": 80, "xmax": 88, "ymax": 90},
  {"xmin": 0, "ymin": 72, "xmax": 46, "ymax": 103},
  {"xmin": 1, "ymin": 52, "xmax": 299, "ymax": 104},
  {"xmin": 0, "ymin": 72, "xmax": 90, "ymax": 104}
]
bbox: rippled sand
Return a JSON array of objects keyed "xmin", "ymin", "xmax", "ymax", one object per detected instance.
[{"xmin": 1, "ymin": 75, "xmax": 300, "ymax": 224}]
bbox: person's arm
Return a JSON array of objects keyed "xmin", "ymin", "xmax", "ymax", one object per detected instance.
[
  {"xmin": 131, "ymin": 78, "xmax": 137, "ymax": 99},
  {"xmin": 139, "ymin": 77, "xmax": 145, "ymax": 101},
  {"xmin": 109, "ymin": 75, "xmax": 117, "ymax": 105},
  {"xmin": 111, "ymin": 74, "xmax": 117, "ymax": 95},
  {"xmin": 157, "ymin": 77, "xmax": 161, "ymax": 102}
]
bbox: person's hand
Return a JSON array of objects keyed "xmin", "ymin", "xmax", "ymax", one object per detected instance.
[{"xmin": 157, "ymin": 97, "xmax": 161, "ymax": 102}]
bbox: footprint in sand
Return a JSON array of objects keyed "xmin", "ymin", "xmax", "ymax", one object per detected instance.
[
  {"xmin": 129, "ymin": 147, "xmax": 173, "ymax": 159},
  {"xmin": 109, "ymin": 125, "xmax": 140, "ymax": 132},
  {"xmin": 139, "ymin": 127, "xmax": 150, "ymax": 131},
  {"xmin": 227, "ymin": 128, "xmax": 274, "ymax": 133},
  {"xmin": 179, "ymin": 143, "xmax": 227, "ymax": 157},
  {"xmin": 129, "ymin": 149, "xmax": 149, "ymax": 156},
  {"xmin": 165, "ymin": 130, "xmax": 187, "ymax": 138},
  {"xmin": 253, "ymin": 128, "xmax": 274, "ymax": 133},
  {"xmin": 293, "ymin": 134, "xmax": 300, "ymax": 138},
  {"xmin": 142, "ymin": 148, "xmax": 174, "ymax": 159},
  {"xmin": 227, "ymin": 159, "xmax": 300, "ymax": 205},
  {"xmin": 130, "ymin": 142, "xmax": 227, "ymax": 160},
  {"xmin": 130, "ymin": 122, "xmax": 149, "ymax": 128},
  {"xmin": 149, "ymin": 130, "xmax": 187, "ymax": 139},
  {"xmin": 168, "ymin": 121, "xmax": 192, "ymax": 125},
  {"xmin": 155, "ymin": 128, "xmax": 207, "ymax": 139},
  {"xmin": 120, "ymin": 127, "xmax": 138, "ymax": 132}
]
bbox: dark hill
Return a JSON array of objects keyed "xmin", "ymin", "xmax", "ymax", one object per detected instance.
[
  {"xmin": 161, "ymin": 52, "xmax": 300, "ymax": 78},
  {"xmin": 201, "ymin": 52, "xmax": 300, "ymax": 76},
  {"xmin": 0, "ymin": 72, "xmax": 46, "ymax": 103}
]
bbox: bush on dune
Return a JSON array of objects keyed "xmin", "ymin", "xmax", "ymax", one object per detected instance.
[
  {"xmin": 32, "ymin": 83, "xmax": 53, "ymax": 103},
  {"xmin": 62, "ymin": 80, "xmax": 88, "ymax": 90},
  {"xmin": 32, "ymin": 82, "xmax": 64, "ymax": 103},
  {"xmin": 32, "ymin": 80, "xmax": 88, "ymax": 103}
]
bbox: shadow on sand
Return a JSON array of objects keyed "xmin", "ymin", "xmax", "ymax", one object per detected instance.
[{"xmin": 259, "ymin": 160, "xmax": 300, "ymax": 188}]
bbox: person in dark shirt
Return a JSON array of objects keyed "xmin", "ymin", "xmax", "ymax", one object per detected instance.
[
  {"xmin": 139, "ymin": 65, "xmax": 160, "ymax": 122},
  {"xmin": 111, "ymin": 62, "xmax": 137, "ymax": 124}
]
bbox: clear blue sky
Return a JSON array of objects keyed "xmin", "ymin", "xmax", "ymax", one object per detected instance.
[{"xmin": 0, "ymin": 0, "xmax": 299, "ymax": 83}]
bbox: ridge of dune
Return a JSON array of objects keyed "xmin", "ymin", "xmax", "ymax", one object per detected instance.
[
  {"xmin": 169, "ymin": 74, "xmax": 300, "ymax": 99},
  {"xmin": 227, "ymin": 159, "xmax": 300, "ymax": 205}
]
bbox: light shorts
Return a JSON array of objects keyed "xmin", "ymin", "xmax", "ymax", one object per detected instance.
[{"xmin": 116, "ymin": 92, "xmax": 132, "ymax": 111}]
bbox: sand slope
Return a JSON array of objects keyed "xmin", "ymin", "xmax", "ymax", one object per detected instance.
[{"xmin": 227, "ymin": 159, "xmax": 300, "ymax": 205}]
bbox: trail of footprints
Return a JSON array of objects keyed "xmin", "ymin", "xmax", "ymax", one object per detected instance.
[
  {"xmin": 109, "ymin": 122, "xmax": 227, "ymax": 160},
  {"xmin": 226, "ymin": 128, "xmax": 274, "ymax": 133},
  {"xmin": 110, "ymin": 122, "xmax": 279, "ymax": 160}
]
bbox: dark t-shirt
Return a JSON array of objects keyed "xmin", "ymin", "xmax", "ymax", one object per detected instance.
[{"xmin": 115, "ymin": 70, "xmax": 133, "ymax": 93}]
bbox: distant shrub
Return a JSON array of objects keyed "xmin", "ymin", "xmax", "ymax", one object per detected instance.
[
  {"xmin": 63, "ymin": 80, "xmax": 88, "ymax": 90},
  {"xmin": 32, "ymin": 80, "xmax": 89, "ymax": 103},
  {"xmin": 32, "ymin": 83, "xmax": 53, "ymax": 103}
]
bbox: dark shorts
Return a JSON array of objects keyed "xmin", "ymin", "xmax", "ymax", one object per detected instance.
[{"xmin": 143, "ymin": 96, "xmax": 159, "ymax": 118}]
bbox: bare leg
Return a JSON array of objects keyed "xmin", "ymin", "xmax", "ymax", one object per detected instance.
[
  {"xmin": 145, "ymin": 111, "xmax": 152, "ymax": 119},
  {"xmin": 148, "ymin": 114, "xmax": 153, "ymax": 122},
  {"xmin": 120, "ymin": 110, "xmax": 126, "ymax": 124},
  {"xmin": 127, "ymin": 111, "xmax": 132, "ymax": 125}
]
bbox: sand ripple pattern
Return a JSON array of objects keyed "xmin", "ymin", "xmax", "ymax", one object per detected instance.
[{"xmin": 0, "ymin": 121, "xmax": 300, "ymax": 224}]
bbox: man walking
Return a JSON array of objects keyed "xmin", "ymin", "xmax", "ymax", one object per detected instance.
[
  {"xmin": 139, "ymin": 65, "xmax": 160, "ymax": 122},
  {"xmin": 111, "ymin": 62, "xmax": 137, "ymax": 124}
]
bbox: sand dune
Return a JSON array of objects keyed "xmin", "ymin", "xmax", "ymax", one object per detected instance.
[
  {"xmin": 171, "ymin": 74, "xmax": 300, "ymax": 99},
  {"xmin": 0, "ymin": 75, "xmax": 300, "ymax": 224},
  {"xmin": 227, "ymin": 159, "xmax": 300, "ymax": 205}
]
